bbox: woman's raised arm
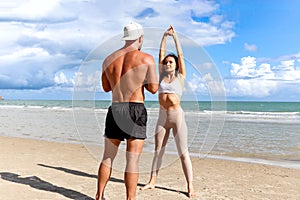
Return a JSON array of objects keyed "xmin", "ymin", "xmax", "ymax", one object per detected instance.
[
  {"xmin": 158, "ymin": 29, "xmax": 168, "ymax": 75},
  {"xmin": 170, "ymin": 26, "xmax": 186, "ymax": 79}
]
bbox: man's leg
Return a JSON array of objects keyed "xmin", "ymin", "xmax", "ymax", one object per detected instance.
[
  {"xmin": 124, "ymin": 139, "xmax": 144, "ymax": 200},
  {"xmin": 96, "ymin": 138, "xmax": 121, "ymax": 200}
]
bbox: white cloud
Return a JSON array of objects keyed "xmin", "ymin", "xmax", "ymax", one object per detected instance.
[
  {"xmin": 210, "ymin": 15, "xmax": 224, "ymax": 24},
  {"xmin": 0, "ymin": 47, "xmax": 50, "ymax": 62},
  {"xmin": 225, "ymin": 79, "xmax": 277, "ymax": 98},
  {"xmin": 230, "ymin": 56, "xmax": 274, "ymax": 79},
  {"xmin": 230, "ymin": 56, "xmax": 255, "ymax": 77},
  {"xmin": 204, "ymin": 73, "xmax": 226, "ymax": 97},
  {"xmin": 187, "ymin": 73, "xmax": 208, "ymax": 94},
  {"xmin": 226, "ymin": 56, "xmax": 300, "ymax": 98},
  {"xmin": 203, "ymin": 73, "xmax": 214, "ymax": 81},
  {"xmin": 74, "ymin": 71, "xmax": 101, "ymax": 92},
  {"xmin": 11, "ymin": 0, "xmax": 60, "ymax": 19},
  {"xmin": 244, "ymin": 43, "xmax": 257, "ymax": 52},
  {"xmin": 187, "ymin": 73, "xmax": 226, "ymax": 99},
  {"xmin": 54, "ymin": 72, "xmax": 68, "ymax": 85},
  {"xmin": 274, "ymin": 60, "xmax": 300, "ymax": 81},
  {"xmin": 257, "ymin": 52, "xmax": 300, "ymax": 63},
  {"xmin": 202, "ymin": 62, "xmax": 214, "ymax": 69},
  {"xmin": 0, "ymin": 0, "xmax": 235, "ymax": 92}
]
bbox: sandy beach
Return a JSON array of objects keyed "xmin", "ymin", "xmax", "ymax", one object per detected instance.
[{"xmin": 1, "ymin": 136, "xmax": 299, "ymax": 200}]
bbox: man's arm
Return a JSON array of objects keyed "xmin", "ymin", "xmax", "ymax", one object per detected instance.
[{"xmin": 101, "ymin": 61, "xmax": 111, "ymax": 92}]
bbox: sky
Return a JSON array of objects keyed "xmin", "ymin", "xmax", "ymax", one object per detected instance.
[{"xmin": 0, "ymin": 0, "xmax": 299, "ymax": 101}]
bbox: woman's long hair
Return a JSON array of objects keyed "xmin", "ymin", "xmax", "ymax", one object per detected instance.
[{"xmin": 160, "ymin": 53, "xmax": 179, "ymax": 83}]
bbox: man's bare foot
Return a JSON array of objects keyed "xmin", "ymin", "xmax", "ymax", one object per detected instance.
[
  {"xmin": 95, "ymin": 193, "xmax": 106, "ymax": 200},
  {"xmin": 140, "ymin": 183, "xmax": 155, "ymax": 190}
]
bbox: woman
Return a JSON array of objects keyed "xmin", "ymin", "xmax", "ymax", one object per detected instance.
[{"xmin": 141, "ymin": 26, "xmax": 195, "ymax": 198}]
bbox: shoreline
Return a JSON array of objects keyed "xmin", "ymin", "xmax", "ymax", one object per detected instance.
[
  {"xmin": 1, "ymin": 136, "xmax": 300, "ymax": 200},
  {"xmin": 1, "ymin": 103, "xmax": 299, "ymax": 167}
]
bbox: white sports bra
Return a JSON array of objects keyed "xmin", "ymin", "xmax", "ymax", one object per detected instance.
[{"xmin": 158, "ymin": 75, "xmax": 183, "ymax": 96}]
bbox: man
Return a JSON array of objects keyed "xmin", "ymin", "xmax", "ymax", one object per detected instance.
[{"xmin": 96, "ymin": 22, "xmax": 158, "ymax": 200}]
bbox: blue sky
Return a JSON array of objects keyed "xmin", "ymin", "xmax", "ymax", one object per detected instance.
[{"xmin": 0, "ymin": 0, "xmax": 299, "ymax": 101}]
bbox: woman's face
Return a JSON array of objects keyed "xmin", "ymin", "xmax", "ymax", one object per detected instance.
[{"xmin": 163, "ymin": 56, "xmax": 176, "ymax": 73}]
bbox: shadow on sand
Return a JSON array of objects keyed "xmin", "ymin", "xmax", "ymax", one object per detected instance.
[
  {"xmin": 0, "ymin": 171, "xmax": 93, "ymax": 199},
  {"xmin": 37, "ymin": 163, "xmax": 188, "ymax": 197}
]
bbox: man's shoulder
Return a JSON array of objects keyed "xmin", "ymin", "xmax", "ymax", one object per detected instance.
[
  {"xmin": 140, "ymin": 50, "xmax": 152, "ymax": 57},
  {"xmin": 103, "ymin": 49, "xmax": 123, "ymax": 64},
  {"xmin": 125, "ymin": 50, "xmax": 154, "ymax": 64},
  {"xmin": 138, "ymin": 51, "xmax": 154, "ymax": 62}
]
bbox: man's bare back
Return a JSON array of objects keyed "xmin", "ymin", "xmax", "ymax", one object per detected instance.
[
  {"xmin": 102, "ymin": 40, "xmax": 158, "ymax": 103},
  {"xmin": 96, "ymin": 22, "xmax": 158, "ymax": 200}
]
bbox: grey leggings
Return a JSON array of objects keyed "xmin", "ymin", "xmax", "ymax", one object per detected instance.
[{"xmin": 150, "ymin": 107, "xmax": 193, "ymax": 182}]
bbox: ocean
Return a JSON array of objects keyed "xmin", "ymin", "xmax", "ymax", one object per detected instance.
[{"xmin": 1, "ymin": 100, "xmax": 300, "ymax": 169}]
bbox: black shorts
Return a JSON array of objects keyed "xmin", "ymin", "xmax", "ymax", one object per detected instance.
[{"xmin": 104, "ymin": 102, "xmax": 147, "ymax": 141}]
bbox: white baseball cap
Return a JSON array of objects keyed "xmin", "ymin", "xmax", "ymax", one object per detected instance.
[{"xmin": 122, "ymin": 22, "xmax": 144, "ymax": 41}]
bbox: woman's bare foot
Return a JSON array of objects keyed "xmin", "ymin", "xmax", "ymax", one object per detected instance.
[
  {"xmin": 188, "ymin": 182, "xmax": 196, "ymax": 198},
  {"xmin": 140, "ymin": 176, "xmax": 157, "ymax": 190},
  {"xmin": 140, "ymin": 182, "xmax": 155, "ymax": 190},
  {"xmin": 188, "ymin": 191, "xmax": 196, "ymax": 198}
]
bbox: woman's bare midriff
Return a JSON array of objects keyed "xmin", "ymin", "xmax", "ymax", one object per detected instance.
[{"xmin": 159, "ymin": 93, "xmax": 181, "ymax": 110}]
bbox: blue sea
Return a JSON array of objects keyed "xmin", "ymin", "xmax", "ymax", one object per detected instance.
[{"xmin": 1, "ymin": 100, "xmax": 300, "ymax": 169}]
